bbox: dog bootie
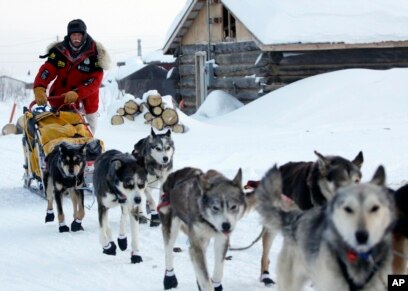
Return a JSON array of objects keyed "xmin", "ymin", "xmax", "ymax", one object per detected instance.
[
  {"xmin": 59, "ymin": 223, "xmax": 70, "ymax": 233},
  {"xmin": 150, "ymin": 212, "xmax": 160, "ymax": 227},
  {"xmin": 117, "ymin": 235, "xmax": 127, "ymax": 251},
  {"xmin": 260, "ymin": 271, "xmax": 275, "ymax": 286},
  {"xmin": 71, "ymin": 219, "xmax": 84, "ymax": 232},
  {"xmin": 164, "ymin": 269, "xmax": 178, "ymax": 290},
  {"xmin": 45, "ymin": 210, "xmax": 55, "ymax": 223},
  {"xmin": 212, "ymin": 280, "xmax": 223, "ymax": 291},
  {"xmin": 103, "ymin": 241, "xmax": 117, "ymax": 256},
  {"xmin": 130, "ymin": 251, "xmax": 143, "ymax": 264}
]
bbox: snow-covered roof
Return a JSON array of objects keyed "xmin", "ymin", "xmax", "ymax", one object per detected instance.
[
  {"xmin": 114, "ymin": 57, "xmax": 146, "ymax": 80},
  {"xmin": 142, "ymin": 49, "xmax": 176, "ymax": 64},
  {"xmin": 164, "ymin": 0, "xmax": 408, "ymax": 53}
]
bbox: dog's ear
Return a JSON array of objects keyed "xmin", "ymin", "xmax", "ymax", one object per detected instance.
[
  {"xmin": 232, "ymin": 168, "xmax": 242, "ymax": 188},
  {"xmin": 107, "ymin": 159, "xmax": 122, "ymax": 184},
  {"xmin": 370, "ymin": 165, "xmax": 386, "ymax": 186},
  {"xmin": 352, "ymin": 151, "xmax": 364, "ymax": 169},
  {"xmin": 165, "ymin": 129, "xmax": 171, "ymax": 136},
  {"xmin": 59, "ymin": 142, "xmax": 68, "ymax": 155},
  {"xmin": 199, "ymin": 174, "xmax": 212, "ymax": 191},
  {"xmin": 150, "ymin": 127, "xmax": 156, "ymax": 137},
  {"xmin": 111, "ymin": 159, "xmax": 122, "ymax": 171},
  {"xmin": 314, "ymin": 150, "xmax": 330, "ymax": 174}
]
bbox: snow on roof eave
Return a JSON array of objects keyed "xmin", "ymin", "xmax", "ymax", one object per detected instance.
[
  {"xmin": 256, "ymin": 40, "xmax": 408, "ymax": 52},
  {"xmin": 163, "ymin": 0, "xmax": 201, "ymax": 55}
]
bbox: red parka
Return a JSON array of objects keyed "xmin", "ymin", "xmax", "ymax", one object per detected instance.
[{"xmin": 34, "ymin": 36, "xmax": 109, "ymax": 114}]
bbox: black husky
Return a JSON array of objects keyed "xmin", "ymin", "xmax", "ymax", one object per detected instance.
[
  {"xmin": 44, "ymin": 142, "xmax": 87, "ymax": 233},
  {"xmin": 93, "ymin": 149, "xmax": 147, "ymax": 263}
]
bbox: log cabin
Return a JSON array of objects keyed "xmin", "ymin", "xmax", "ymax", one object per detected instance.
[{"xmin": 163, "ymin": 0, "xmax": 408, "ymax": 115}]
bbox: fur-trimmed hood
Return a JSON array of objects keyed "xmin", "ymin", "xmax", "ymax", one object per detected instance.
[
  {"xmin": 95, "ymin": 41, "xmax": 110, "ymax": 70},
  {"xmin": 44, "ymin": 37, "xmax": 111, "ymax": 70}
]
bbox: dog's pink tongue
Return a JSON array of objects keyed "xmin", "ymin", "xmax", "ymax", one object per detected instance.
[{"xmin": 118, "ymin": 193, "xmax": 127, "ymax": 203}]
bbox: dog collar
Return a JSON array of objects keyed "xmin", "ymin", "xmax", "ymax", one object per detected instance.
[{"xmin": 346, "ymin": 249, "xmax": 371, "ymax": 263}]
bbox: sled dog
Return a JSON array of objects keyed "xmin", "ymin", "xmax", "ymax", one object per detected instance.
[
  {"xmin": 159, "ymin": 167, "xmax": 247, "ymax": 291},
  {"xmin": 93, "ymin": 149, "xmax": 147, "ymax": 263},
  {"xmin": 255, "ymin": 150, "xmax": 364, "ymax": 285},
  {"xmin": 44, "ymin": 142, "xmax": 87, "ymax": 233},
  {"xmin": 281, "ymin": 150, "xmax": 364, "ymax": 210},
  {"xmin": 256, "ymin": 165, "xmax": 395, "ymax": 291},
  {"xmin": 132, "ymin": 128, "xmax": 174, "ymax": 226}
]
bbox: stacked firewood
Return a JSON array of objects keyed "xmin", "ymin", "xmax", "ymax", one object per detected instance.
[
  {"xmin": 143, "ymin": 93, "xmax": 185, "ymax": 133},
  {"xmin": 110, "ymin": 93, "xmax": 186, "ymax": 133},
  {"xmin": 111, "ymin": 99, "xmax": 143, "ymax": 125}
]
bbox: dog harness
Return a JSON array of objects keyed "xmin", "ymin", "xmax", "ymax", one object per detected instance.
[
  {"xmin": 157, "ymin": 192, "xmax": 170, "ymax": 211},
  {"xmin": 336, "ymin": 249, "xmax": 381, "ymax": 291}
]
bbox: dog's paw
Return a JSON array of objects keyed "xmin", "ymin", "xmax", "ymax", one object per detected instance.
[
  {"xmin": 130, "ymin": 254, "xmax": 143, "ymax": 264},
  {"xmin": 260, "ymin": 271, "xmax": 275, "ymax": 286},
  {"xmin": 70, "ymin": 220, "xmax": 84, "ymax": 232},
  {"xmin": 214, "ymin": 284, "xmax": 223, "ymax": 291},
  {"xmin": 164, "ymin": 274, "xmax": 178, "ymax": 290},
  {"xmin": 102, "ymin": 241, "xmax": 117, "ymax": 256},
  {"xmin": 150, "ymin": 214, "xmax": 160, "ymax": 227},
  {"xmin": 117, "ymin": 236, "xmax": 127, "ymax": 251},
  {"xmin": 59, "ymin": 225, "xmax": 70, "ymax": 233},
  {"xmin": 45, "ymin": 212, "xmax": 55, "ymax": 223}
]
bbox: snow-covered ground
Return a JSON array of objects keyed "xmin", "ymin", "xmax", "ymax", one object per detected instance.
[{"xmin": 1, "ymin": 68, "xmax": 407, "ymax": 290}]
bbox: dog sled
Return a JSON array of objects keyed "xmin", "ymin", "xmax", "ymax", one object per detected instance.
[{"xmin": 21, "ymin": 97, "xmax": 104, "ymax": 202}]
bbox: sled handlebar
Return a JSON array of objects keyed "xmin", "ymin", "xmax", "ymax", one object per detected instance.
[{"xmin": 28, "ymin": 96, "xmax": 67, "ymax": 112}]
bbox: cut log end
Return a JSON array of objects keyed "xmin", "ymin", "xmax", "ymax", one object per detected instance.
[
  {"xmin": 151, "ymin": 117, "xmax": 164, "ymax": 131},
  {"xmin": 172, "ymin": 123, "xmax": 186, "ymax": 134},
  {"xmin": 147, "ymin": 94, "xmax": 162, "ymax": 108},
  {"xmin": 116, "ymin": 107, "xmax": 125, "ymax": 116},
  {"xmin": 124, "ymin": 100, "xmax": 139, "ymax": 115},
  {"xmin": 123, "ymin": 114, "xmax": 135, "ymax": 121},
  {"xmin": 162, "ymin": 108, "xmax": 179, "ymax": 126},
  {"xmin": 152, "ymin": 106, "xmax": 163, "ymax": 117},
  {"xmin": 2, "ymin": 123, "xmax": 17, "ymax": 135},
  {"xmin": 111, "ymin": 115, "xmax": 124, "ymax": 125}
]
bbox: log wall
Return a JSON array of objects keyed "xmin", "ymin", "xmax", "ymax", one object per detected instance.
[{"xmin": 174, "ymin": 41, "xmax": 408, "ymax": 115}]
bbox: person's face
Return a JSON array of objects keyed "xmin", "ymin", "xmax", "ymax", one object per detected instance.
[{"xmin": 70, "ymin": 33, "xmax": 84, "ymax": 47}]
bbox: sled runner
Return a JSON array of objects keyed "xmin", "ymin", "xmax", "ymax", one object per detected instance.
[{"xmin": 21, "ymin": 97, "xmax": 103, "ymax": 203}]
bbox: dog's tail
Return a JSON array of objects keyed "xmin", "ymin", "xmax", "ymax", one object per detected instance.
[{"xmin": 256, "ymin": 164, "xmax": 302, "ymax": 233}]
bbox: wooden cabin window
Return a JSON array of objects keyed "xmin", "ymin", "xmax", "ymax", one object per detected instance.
[{"xmin": 222, "ymin": 6, "xmax": 236, "ymax": 41}]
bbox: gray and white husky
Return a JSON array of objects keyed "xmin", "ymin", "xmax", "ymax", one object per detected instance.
[
  {"xmin": 93, "ymin": 149, "xmax": 147, "ymax": 263},
  {"xmin": 132, "ymin": 128, "xmax": 174, "ymax": 226},
  {"xmin": 158, "ymin": 167, "xmax": 247, "ymax": 291},
  {"xmin": 255, "ymin": 150, "xmax": 364, "ymax": 285},
  {"xmin": 255, "ymin": 165, "xmax": 395, "ymax": 291}
]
